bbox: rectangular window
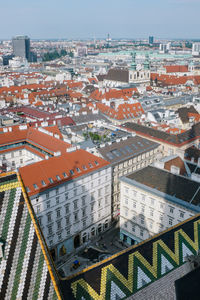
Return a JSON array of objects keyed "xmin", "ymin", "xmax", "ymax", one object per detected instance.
[
  {"xmin": 105, "ymin": 185, "xmax": 109, "ymax": 193},
  {"xmin": 140, "ymin": 215, "xmax": 145, "ymax": 225},
  {"xmin": 125, "ymin": 198, "xmax": 128, "ymax": 205},
  {"xmin": 82, "ymin": 209, "xmax": 86, "ymax": 217},
  {"xmin": 140, "ymin": 229, "xmax": 144, "ymax": 237},
  {"xmin": 141, "ymin": 205, "xmax": 145, "ymax": 213},
  {"xmin": 150, "ymin": 198, "xmax": 155, "ymax": 205},
  {"xmin": 169, "ymin": 206, "xmax": 174, "ymax": 214},
  {"xmin": 47, "ymin": 213, "xmax": 52, "ymax": 223},
  {"xmin": 74, "ymin": 213, "xmax": 78, "ymax": 222},
  {"xmin": 98, "ymin": 188, "xmax": 102, "ymax": 197},
  {"xmin": 65, "ymin": 193, "xmax": 68, "ymax": 200},
  {"xmin": 57, "ymin": 220, "xmax": 62, "ymax": 230},
  {"xmin": 46, "ymin": 192, "xmax": 49, "ymax": 199},
  {"xmin": 169, "ymin": 218, "xmax": 173, "ymax": 226},
  {"xmin": 133, "ymin": 201, "xmax": 136, "ymax": 208},
  {"xmin": 180, "ymin": 211, "xmax": 185, "ymax": 218},
  {"xmin": 65, "ymin": 216, "xmax": 70, "ymax": 225},
  {"xmin": 82, "ymin": 196, "xmax": 86, "ymax": 206},
  {"xmin": 74, "ymin": 200, "xmax": 78, "ymax": 210},
  {"xmin": 56, "ymin": 209, "xmax": 61, "ymax": 218},
  {"xmin": 150, "ymin": 208, "xmax": 154, "ymax": 217},
  {"xmin": 56, "ymin": 196, "xmax": 59, "ymax": 205},
  {"xmin": 159, "ymin": 214, "xmax": 164, "ymax": 222},
  {"xmin": 58, "ymin": 233, "xmax": 62, "ymax": 241},
  {"xmin": 46, "ymin": 200, "xmax": 50, "ymax": 209},
  {"xmin": 36, "ymin": 205, "xmax": 40, "ymax": 213},
  {"xmin": 132, "ymin": 225, "xmax": 135, "ymax": 232},
  {"xmin": 48, "ymin": 226, "xmax": 53, "ymax": 235},
  {"xmin": 65, "ymin": 204, "xmax": 69, "ymax": 214},
  {"xmin": 160, "ymin": 202, "xmax": 164, "ymax": 209}
]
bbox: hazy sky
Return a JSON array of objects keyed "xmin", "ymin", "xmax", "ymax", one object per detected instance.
[{"xmin": 1, "ymin": 0, "xmax": 200, "ymax": 39}]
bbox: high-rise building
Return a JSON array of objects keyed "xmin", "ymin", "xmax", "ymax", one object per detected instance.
[
  {"xmin": 192, "ymin": 42, "xmax": 200, "ymax": 56},
  {"xmin": 149, "ymin": 36, "xmax": 154, "ymax": 45},
  {"xmin": 12, "ymin": 35, "xmax": 30, "ymax": 60}
]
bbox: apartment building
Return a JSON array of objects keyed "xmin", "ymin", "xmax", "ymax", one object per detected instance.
[
  {"xmin": 119, "ymin": 165, "xmax": 200, "ymax": 245},
  {"xmin": 0, "ymin": 124, "xmax": 71, "ymax": 170},
  {"xmin": 19, "ymin": 149, "xmax": 112, "ymax": 260},
  {"xmin": 97, "ymin": 135, "xmax": 162, "ymax": 218}
]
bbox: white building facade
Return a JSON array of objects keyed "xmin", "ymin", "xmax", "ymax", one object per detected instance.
[
  {"xmin": 119, "ymin": 167, "xmax": 200, "ymax": 246},
  {"xmin": 19, "ymin": 150, "xmax": 112, "ymax": 260}
]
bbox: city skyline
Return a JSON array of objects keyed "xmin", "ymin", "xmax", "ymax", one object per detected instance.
[{"xmin": 1, "ymin": 0, "xmax": 200, "ymax": 39}]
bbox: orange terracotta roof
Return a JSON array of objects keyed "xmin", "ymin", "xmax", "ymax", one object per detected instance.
[
  {"xmin": 151, "ymin": 73, "xmax": 200, "ymax": 86},
  {"xmin": 0, "ymin": 126, "xmax": 71, "ymax": 155},
  {"xmin": 90, "ymin": 88, "xmax": 138, "ymax": 101},
  {"xmin": 164, "ymin": 65, "xmax": 188, "ymax": 73},
  {"xmin": 188, "ymin": 113, "xmax": 200, "ymax": 122},
  {"xmin": 96, "ymin": 102, "xmax": 144, "ymax": 120},
  {"xmin": 43, "ymin": 125, "xmax": 63, "ymax": 139},
  {"xmin": 19, "ymin": 149, "xmax": 110, "ymax": 196}
]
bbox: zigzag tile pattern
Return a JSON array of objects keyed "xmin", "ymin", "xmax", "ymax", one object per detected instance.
[
  {"xmin": 60, "ymin": 215, "xmax": 200, "ymax": 300},
  {"xmin": 0, "ymin": 173, "xmax": 58, "ymax": 300}
]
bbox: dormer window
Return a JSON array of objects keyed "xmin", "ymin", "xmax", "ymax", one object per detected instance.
[
  {"xmin": 41, "ymin": 180, "xmax": 46, "ymax": 186},
  {"xmin": 26, "ymin": 186, "xmax": 30, "ymax": 192},
  {"xmin": 56, "ymin": 175, "xmax": 61, "ymax": 180},
  {"xmin": 70, "ymin": 170, "xmax": 74, "ymax": 175},
  {"xmin": 82, "ymin": 165, "xmax": 87, "ymax": 170},
  {"xmin": 76, "ymin": 168, "xmax": 81, "ymax": 173},
  {"xmin": 89, "ymin": 163, "xmax": 93, "ymax": 168},
  {"xmin": 94, "ymin": 161, "xmax": 99, "ymax": 166},
  {"xmin": 49, "ymin": 178, "xmax": 53, "ymax": 184},
  {"xmin": 63, "ymin": 172, "xmax": 67, "ymax": 178},
  {"xmin": 33, "ymin": 183, "xmax": 38, "ymax": 190}
]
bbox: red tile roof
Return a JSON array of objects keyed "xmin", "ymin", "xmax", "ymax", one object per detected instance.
[
  {"xmin": 0, "ymin": 125, "xmax": 71, "ymax": 155},
  {"xmin": 90, "ymin": 88, "xmax": 138, "ymax": 101},
  {"xmin": 19, "ymin": 149, "xmax": 110, "ymax": 196},
  {"xmin": 96, "ymin": 102, "xmax": 144, "ymax": 120},
  {"xmin": 164, "ymin": 65, "xmax": 189, "ymax": 73},
  {"xmin": 151, "ymin": 73, "xmax": 200, "ymax": 86}
]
